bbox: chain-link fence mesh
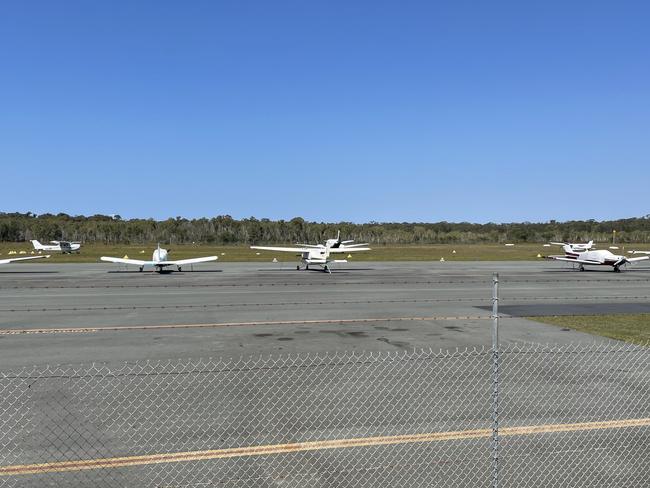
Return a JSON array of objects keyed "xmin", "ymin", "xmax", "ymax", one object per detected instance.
[{"xmin": 0, "ymin": 343, "xmax": 648, "ymax": 487}]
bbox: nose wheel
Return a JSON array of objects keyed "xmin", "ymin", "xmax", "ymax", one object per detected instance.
[{"xmin": 139, "ymin": 266, "xmax": 143, "ymax": 272}]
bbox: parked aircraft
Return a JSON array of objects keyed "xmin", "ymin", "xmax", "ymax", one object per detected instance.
[
  {"xmin": 547, "ymin": 244, "xmax": 648, "ymax": 272},
  {"xmin": 251, "ymin": 232, "xmax": 370, "ymax": 273},
  {"xmin": 1, "ymin": 254, "xmax": 50, "ymax": 265},
  {"xmin": 31, "ymin": 240, "xmax": 81, "ymax": 254},
  {"xmin": 101, "ymin": 244, "xmax": 218, "ymax": 272},
  {"xmin": 549, "ymin": 240, "xmax": 594, "ymax": 252}
]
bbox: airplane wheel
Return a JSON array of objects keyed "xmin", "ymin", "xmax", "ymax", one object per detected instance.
[
  {"xmin": 305, "ymin": 265, "xmax": 309, "ymax": 270},
  {"xmin": 614, "ymin": 266, "xmax": 620, "ymax": 273},
  {"xmin": 296, "ymin": 265, "xmax": 300, "ymax": 270},
  {"xmin": 178, "ymin": 266, "xmax": 182, "ymax": 272},
  {"xmin": 139, "ymin": 266, "xmax": 143, "ymax": 272},
  {"xmin": 579, "ymin": 265, "xmax": 585, "ymax": 272}
]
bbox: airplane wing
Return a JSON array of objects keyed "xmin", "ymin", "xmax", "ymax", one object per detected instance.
[
  {"xmin": 627, "ymin": 256, "xmax": 650, "ymax": 263},
  {"xmin": 0, "ymin": 255, "xmax": 50, "ymax": 265},
  {"xmin": 546, "ymin": 255, "xmax": 602, "ymax": 265},
  {"xmin": 161, "ymin": 256, "xmax": 218, "ymax": 266},
  {"xmin": 328, "ymin": 247, "xmax": 371, "ymax": 253},
  {"xmin": 251, "ymin": 246, "xmax": 313, "ymax": 253},
  {"xmin": 100, "ymin": 257, "xmax": 150, "ymax": 266}
]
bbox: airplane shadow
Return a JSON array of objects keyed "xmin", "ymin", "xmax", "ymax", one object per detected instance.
[
  {"xmin": 0, "ymin": 271, "xmax": 60, "ymax": 274},
  {"xmin": 257, "ymin": 267, "xmax": 375, "ymax": 273},
  {"xmin": 107, "ymin": 269, "xmax": 223, "ymax": 274},
  {"xmin": 542, "ymin": 267, "xmax": 650, "ymax": 274}
]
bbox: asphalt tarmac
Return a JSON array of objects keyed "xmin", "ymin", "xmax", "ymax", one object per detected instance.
[
  {"xmin": 1, "ymin": 260, "xmax": 649, "ymax": 368},
  {"xmin": 0, "ymin": 261, "xmax": 648, "ymax": 487}
]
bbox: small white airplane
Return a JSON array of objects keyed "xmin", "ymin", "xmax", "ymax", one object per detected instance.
[
  {"xmin": 101, "ymin": 244, "xmax": 218, "ymax": 272},
  {"xmin": 547, "ymin": 243, "xmax": 648, "ymax": 272},
  {"xmin": 31, "ymin": 239, "xmax": 81, "ymax": 254},
  {"xmin": 549, "ymin": 240, "xmax": 594, "ymax": 252},
  {"xmin": 1, "ymin": 254, "xmax": 50, "ymax": 265},
  {"xmin": 251, "ymin": 232, "xmax": 371, "ymax": 273}
]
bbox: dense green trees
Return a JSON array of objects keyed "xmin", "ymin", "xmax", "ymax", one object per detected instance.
[{"xmin": 1, "ymin": 212, "xmax": 649, "ymax": 245}]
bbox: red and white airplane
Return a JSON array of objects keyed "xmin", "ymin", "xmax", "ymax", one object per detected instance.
[
  {"xmin": 101, "ymin": 244, "xmax": 217, "ymax": 272},
  {"xmin": 547, "ymin": 242, "xmax": 648, "ymax": 272}
]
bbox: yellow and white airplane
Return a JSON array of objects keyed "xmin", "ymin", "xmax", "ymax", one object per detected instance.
[
  {"xmin": 1, "ymin": 254, "xmax": 50, "ymax": 265},
  {"xmin": 101, "ymin": 244, "xmax": 217, "ymax": 272},
  {"xmin": 251, "ymin": 232, "xmax": 371, "ymax": 273}
]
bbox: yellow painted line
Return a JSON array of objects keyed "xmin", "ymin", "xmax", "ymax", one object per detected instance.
[
  {"xmin": 1, "ymin": 418, "xmax": 648, "ymax": 476},
  {"xmin": 0, "ymin": 316, "xmax": 490, "ymax": 335}
]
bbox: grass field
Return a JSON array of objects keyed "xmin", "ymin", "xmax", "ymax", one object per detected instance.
[
  {"xmin": 0, "ymin": 242, "xmax": 646, "ymax": 263},
  {"xmin": 530, "ymin": 314, "xmax": 650, "ymax": 345}
]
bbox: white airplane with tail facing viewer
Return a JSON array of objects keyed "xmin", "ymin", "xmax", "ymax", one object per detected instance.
[
  {"xmin": 251, "ymin": 231, "xmax": 371, "ymax": 273},
  {"xmin": 101, "ymin": 244, "xmax": 218, "ymax": 272},
  {"xmin": 547, "ymin": 243, "xmax": 648, "ymax": 272}
]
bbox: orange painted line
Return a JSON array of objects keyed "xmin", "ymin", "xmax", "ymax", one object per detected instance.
[
  {"xmin": 1, "ymin": 417, "xmax": 648, "ymax": 476},
  {"xmin": 0, "ymin": 316, "xmax": 490, "ymax": 335}
]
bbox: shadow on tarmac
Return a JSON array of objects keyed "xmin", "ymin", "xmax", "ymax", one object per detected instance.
[
  {"xmin": 0, "ymin": 271, "xmax": 60, "ymax": 274},
  {"xmin": 542, "ymin": 268, "xmax": 650, "ymax": 274},
  {"xmin": 107, "ymin": 269, "xmax": 223, "ymax": 274},
  {"xmin": 257, "ymin": 267, "xmax": 376, "ymax": 273}
]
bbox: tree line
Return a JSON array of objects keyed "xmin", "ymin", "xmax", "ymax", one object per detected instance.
[{"xmin": 1, "ymin": 212, "xmax": 649, "ymax": 245}]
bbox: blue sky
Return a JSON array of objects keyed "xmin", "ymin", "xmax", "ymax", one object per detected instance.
[{"xmin": 1, "ymin": 1, "xmax": 648, "ymax": 223}]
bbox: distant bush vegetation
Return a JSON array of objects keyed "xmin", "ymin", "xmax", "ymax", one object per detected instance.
[{"xmin": 1, "ymin": 212, "xmax": 649, "ymax": 245}]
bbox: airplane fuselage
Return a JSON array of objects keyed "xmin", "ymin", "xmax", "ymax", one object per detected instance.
[
  {"xmin": 31, "ymin": 240, "xmax": 81, "ymax": 253},
  {"xmin": 301, "ymin": 248, "xmax": 328, "ymax": 265},
  {"xmin": 559, "ymin": 246, "xmax": 627, "ymax": 271},
  {"xmin": 152, "ymin": 248, "xmax": 169, "ymax": 263}
]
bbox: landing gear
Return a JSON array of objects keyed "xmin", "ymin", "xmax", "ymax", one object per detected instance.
[
  {"xmin": 614, "ymin": 265, "xmax": 621, "ymax": 273},
  {"xmin": 305, "ymin": 265, "xmax": 309, "ymax": 270},
  {"xmin": 579, "ymin": 265, "xmax": 585, "ymax": 272},
  {"xmin": 139, "ymin": 266, "xmax": 144, "ymax": 272},
  {"xmin": 177, "ymin": 266, "xmax": 182, "ymax": 272},
  {"xmin": 324, "ymin": 265, "xmax": 331, "ymax": 274},
  {"xmin": 296, "ymin": 265, "xmax": 300, "ymax": 270}
]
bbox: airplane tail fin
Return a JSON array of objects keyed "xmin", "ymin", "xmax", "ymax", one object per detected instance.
[{"xmin": 30, "ymin": 240, "xmax": 43, "ymax": 250}]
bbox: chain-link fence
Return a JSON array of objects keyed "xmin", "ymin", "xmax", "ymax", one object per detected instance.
[{"xmin": 0, "ymin": 342, "xmax": 648, "ymax": 487}]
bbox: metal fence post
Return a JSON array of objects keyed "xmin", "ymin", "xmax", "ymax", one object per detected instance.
[{"xmin": 492, "ymin": 272, "xmax": 500, "ymax": 488}]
